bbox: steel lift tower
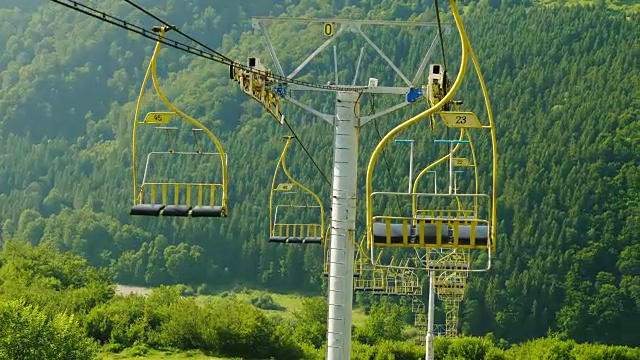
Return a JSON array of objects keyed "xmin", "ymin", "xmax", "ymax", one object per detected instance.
[{"xmin": 249, "ymin": 17, "xmax": 449, "ymax": 360}]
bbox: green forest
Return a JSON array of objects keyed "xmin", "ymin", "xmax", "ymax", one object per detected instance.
[{"xmin": 0, "ymin": 0, "xmax": 638, "ymax": 359}]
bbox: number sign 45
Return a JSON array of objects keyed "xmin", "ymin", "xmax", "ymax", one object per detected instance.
[{"xmin": 141, "ymin": 112, "xmax": 174, "ymax": 125}]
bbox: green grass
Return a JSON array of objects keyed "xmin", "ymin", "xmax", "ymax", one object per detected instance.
[
  {"xmin": 352, "ymin": 307, "xmax": 368, "ymax": 326},
  {"xmin": 99, "ymin": 349, "xmax": 229, "ymax": 359},
  {"xmin": 196, "ymin": 288, "xmax": 369, "ymax": 327}
]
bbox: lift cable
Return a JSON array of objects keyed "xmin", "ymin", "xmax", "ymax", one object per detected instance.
[
  {"xmin": 48, "ymin": 0, "xmax": 367, "ymax": 92},
  {"xmin": 433, "ymin": 0, "xmax": 454, "ymax": 169},
  {"xmin": 122, "ymin": 1, "xmax": 368, "ymax": 208},
  {"xmin": 434, "ymin": 0, "xmax": 449, "ymax": 72},
  {"xmin": 282, "ymin": 116, "xmax": 363, "ymax": 231},
  {"xmin": 50, "ymin": 0, "xmax": 333, "ymax": 188},
  {"xmin": 368, "ymin": 94, "xmax": 405, "ymax": 216},
  {"xmin": 123, "ymin": 0, "xmax": 232, "ymax": 62},
  {"xmin": 51, "ymin": 0, "xmax": 373, "ymax": 233},
  {"xmin": 434, "ymin": 0, "xmax": 450, "ymax": 100},
  {"xmin": 123, "ymin": 0, "xmax": 333, "ymax": 188},
  {"xmin": 282, "ymin": 118, "xmax": 332, "ymax": 187}
]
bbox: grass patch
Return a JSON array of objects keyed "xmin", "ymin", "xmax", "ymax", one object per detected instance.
[
  {"xmin": 195, "ymin": 287, "xmax": 369, "ymax": 326},
  {"xmin": 198, "ymin": 289, "xmax": 312, "ymax": 318},
  {"xmin": 99, "ymin": 348, "xmax": 228, "ymax": 359},
  {"xmin": 352, "ymin": 307, "xmax": 368, "ymax": 326}
]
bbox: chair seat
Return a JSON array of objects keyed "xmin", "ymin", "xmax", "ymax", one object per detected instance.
[
  {"xmin": 191, "ymin": 206, "xmax": 224, "ymax": 217},
  {"xmin": 302, "ymin": 237, "xmax": 322, "ymax": 244},
  {"xmin": 268, "ymin": 236, "xmax": 322, "ymax": 244},
  {"xmin": 162, "ymin": 205, "xmax": 191, "ymax": 217},
  {"xmin": 426, "ymin": 261, "xmax": 469, "ymax": 270},
  {"xmin": 372, "ymin": 222, "xmax": 450, "ymax": 244},
  {"xmin": 130, "ymin": 204, "xmax": 165, "ymax": 216},
  {"xmin": 268, "ymin": 236, "xmax": 288, "ymax": 243},
  {"xmin": 458, "ymin": 225, "xmax": 489, "ymax": 246},
  {"xmin": 131, "ymin": 204, "xmax": 226, "ymax": 218}
]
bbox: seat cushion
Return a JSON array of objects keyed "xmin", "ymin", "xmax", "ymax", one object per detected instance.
[
  {"xmin": 130, "ymin": 204, "xmax": 165, "ymax": 216},
  {"xmin": 162, "ymin": 205, "xmax": 191, "ymax": 217},
  {"xmin": 191, "ymin": 206, "xmax": 224, "ymax": 217}
]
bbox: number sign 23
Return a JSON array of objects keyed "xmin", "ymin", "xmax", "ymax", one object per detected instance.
[{"xmin": 438, "ymin": 112, "xmax": 482, "ymax": 128}]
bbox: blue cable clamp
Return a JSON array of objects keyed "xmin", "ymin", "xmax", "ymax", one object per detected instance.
[
  {"xmin": 406, "ymin": 87, "xmax": 423, "ymax": 103},
  {"xmin": 274, "ymin": 83, "xmax": 287, "ymax": 96}
]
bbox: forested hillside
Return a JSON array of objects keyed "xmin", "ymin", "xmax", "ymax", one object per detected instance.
[{"xmin": 0, "ymin": 0, "xmax": 638, "ymax": 350}]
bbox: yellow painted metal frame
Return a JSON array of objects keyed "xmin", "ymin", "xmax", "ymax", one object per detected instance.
[
  {"xmin": 413, "ymin": 131, "xmax": 476, "ymax": 278},
  {"xmin": 269, "ymin": 136, "xmax": 325, "ymax": 241},
  {"xmin": 430, "ymin": 247, "xmax": 471, "ymax": 273},
  {"xmin": 371, "ymin": 214, "xmax": 490, "ymax": 248},
  {"xmin": 352, "ymin": 234, "xmax": 424, "ymax": 295},
  {"xmin": 353, "ymin": 234, "xmax": 386, "ymax": 291},
  {"xmin": 353, "ymin": 269, "xmax": 386, "ymax": 292},
  {"xmin": 412, "ymin": 123, "xmax": 480, "ymax": 220},
  {"xmin": 384, "ymin": 258, "xmax": 422, "ymax": 296},
  {"xmin": 413, "ymin": 299, "xmax": 427, "ymax": 326},
  {"xmin": 433, "ymin": 248, "xmax": 468, "ymax": 337},
  {"xmin": 443, "ymin": 299, "xmax": 461, "ymax": 337},
  {"xmin": 365, "ymin": 0, "xmax": 498, "ymax": 254},
  {"xmin": 411, "ymin": 297, "xmax": 428, "ymax": 344},
  {"xmin": 394, "ymin": 126, "xmax": 485, "ymax": 251},
  {"xmin": 131, "ymin": 27, "xmax": 228, "ymax": 215},
  {"xmin": 230, "ymin": 63, "xmax": 284, "ymax": 124},
  {"xmin": 435, "ymin": 272, "xmax": 468, "ymax": 299},
  {"xmin": 429, "ymin": 246, "xmax": 469, "ymax": 338}
]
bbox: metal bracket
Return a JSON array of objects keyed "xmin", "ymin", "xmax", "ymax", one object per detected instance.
[
  {"xmin": 250, "ymin": 17, "xmax": 450, "ymax": 126},
  {"xmin": 355, "ymin": 25, "xmax": 412, "ymax": 86},
  {"xmin": 253, "ymin": 21, "xmax": 285, "ymax": 77}
]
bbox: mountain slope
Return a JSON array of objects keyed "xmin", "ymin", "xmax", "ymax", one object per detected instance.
[{"xmin": 0, "ymin": 0, "xmax": 637, "ymax": 346}]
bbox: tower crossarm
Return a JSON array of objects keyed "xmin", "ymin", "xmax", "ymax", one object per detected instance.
[{"xmin": 249, "ymin": 16, "xmax": 448, "ymax": 125}]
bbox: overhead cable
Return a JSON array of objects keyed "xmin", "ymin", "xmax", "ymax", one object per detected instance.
[{"xmin": 48, "ymin": 0, "xmax": 368, "ymax": 92}]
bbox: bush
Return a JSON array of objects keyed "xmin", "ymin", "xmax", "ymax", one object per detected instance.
[
  {"xmin": 249, "ymin": 292, "xmax": 285, "ymax": 311},
  {"xmin": 485, "ymin": 347, "xmax": 507, "ymax": 360},
  {"xmin": 84, "ymin": 295, "xmax": 148, "ymax": 347},
  {"xmin": 354, "ymin": 302, "xmax": 407, "ymax": 345},
  {"xmin": 155, "ymin": 298, "xmax": 219, "ymax": 352},
  {"xmin": 0, "ymin": 299, "xmax": 97, "ymax": 360},
  {"xmin": 196, "ymin": 283, "xmax": 213, "ymax": 295},
  {"xmin": 571, "ymin": 342, "xmax": 640, "ymax": 360},
  {"xmin": 207, "ymin": 298, "xmax": 303, "ymax": 359},
  {"xmin": 506, "ymin": 337, "xmax": 576, "ymax": 360},
  {"xmin": 175, "ymin": 284, "xmax": 195, "ymax": 297},
  {"xmin": 445, "ymin": 336, "xmax": 495, "ymax": 360}
]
